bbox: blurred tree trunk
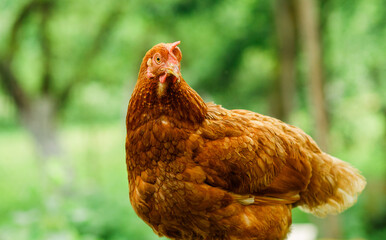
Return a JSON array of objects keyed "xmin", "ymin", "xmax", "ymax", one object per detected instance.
[
  {"xmin": 0, "ymin": 0, "xmax": 122, "ymax": 194},
  {"xmin": 20, "ymin": 97, "xmax": 76, "ymax": 194},
  {"xmin": 0, "ymin": 0, "xmax": 60, "ymax": 159},
  {"xmin": 21, "ymin": 98, "xmax": 61, "ymax": 157},
  {"xmin": 296, "ymin": 0, "xmax": 328, "ymax": 151},
  {"xmin": 295, "ymin": 0, "xmax": 339, "ymax": 238},
  {"xmin": 0, "ymin": 0, "xmax": 121, "ymax": 151},
  {"xmin": 272, "ymin": 0, "xmax": 297, "ymax": 121}
]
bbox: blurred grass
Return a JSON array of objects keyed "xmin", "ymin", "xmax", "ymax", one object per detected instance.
[{"xmin": 0, "ymin": 122, "xmax": 165, "ymax": 240}]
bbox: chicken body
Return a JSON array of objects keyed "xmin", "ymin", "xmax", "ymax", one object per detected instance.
[{"xmin": 125, "ymin": 42, "xmax": 366, "ymax": 240}]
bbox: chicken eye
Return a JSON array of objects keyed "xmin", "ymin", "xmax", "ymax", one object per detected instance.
[{"xmin": 154, "ymin": 55, "xmax": 162, "ymax": 64}]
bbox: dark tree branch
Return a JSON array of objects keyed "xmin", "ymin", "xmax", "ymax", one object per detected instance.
[
  {"xmin": 0, "ymin": 0, "xmax": 52, "ymax": 112},
  {"xmin": 0, "ymin": 0, "xmax": 45, "ymax": 111},
  {"xmin": 39, "ymin": 1, "xmax": 54, "ymax": 94},
  {"xmin": 0, "ymin": 59, "xmax": 29, "ymax": 111},
  {"xmin": 58, "ymin": 6, "xmax": 123, "ymax": 107},
  {"xmin": 8, "ymin": 0, "xmax": 45, "ymax": 60}
]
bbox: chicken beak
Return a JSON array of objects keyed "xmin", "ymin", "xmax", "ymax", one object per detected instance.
[{"xmin": 165, "ymin": 63, "xmax": 180, "ymax": 83}]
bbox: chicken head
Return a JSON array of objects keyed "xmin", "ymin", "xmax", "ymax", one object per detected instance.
[{"xmin": 145, "ymin": 41, "xmax": 182, "ymax": 84}]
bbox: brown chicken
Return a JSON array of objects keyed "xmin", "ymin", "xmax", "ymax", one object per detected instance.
[{"xmin": 125, "ymin": 41, "xmax": 366, "ymax": 240}]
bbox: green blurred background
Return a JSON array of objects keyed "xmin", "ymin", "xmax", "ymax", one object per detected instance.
[{"xmin": 0, "ymin": 0, "xmax": 385, "ymax": 239}]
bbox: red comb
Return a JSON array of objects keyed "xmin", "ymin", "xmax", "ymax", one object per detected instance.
[
  {"xmin": 167, "ymin": 41, "xmax": 181, "ymax": 61},
  {"xmin": 170, "ymin": 41, "xmax": 181, "ymax": 50}
]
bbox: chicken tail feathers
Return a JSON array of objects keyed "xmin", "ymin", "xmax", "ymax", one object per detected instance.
[{"xmin": 297, "ymin": 154, "xmax": 366, "ymax": 217}]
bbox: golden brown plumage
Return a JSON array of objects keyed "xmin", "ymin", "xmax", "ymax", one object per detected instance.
[{"xmin": 125, "ymin": 42, "xmax": 366, "ymax": 240}]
